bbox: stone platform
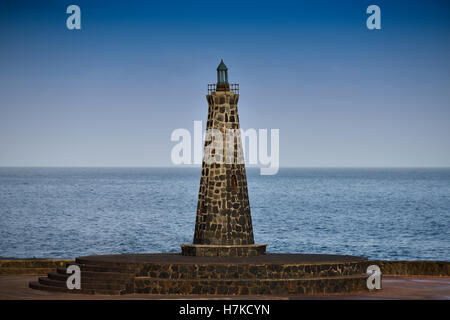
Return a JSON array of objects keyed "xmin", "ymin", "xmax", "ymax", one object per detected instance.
[
  {"xmin": 181, "ymin": 244, "xmax": 267, "ymax": 257},
  {"xmin": 29, "ymin": 253, "xmax": 370, "ymax": 295}
]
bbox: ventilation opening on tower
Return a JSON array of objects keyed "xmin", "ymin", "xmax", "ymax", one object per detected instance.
[{"xmin": 230, "ymin": 175, "xmax": 237, "ymax": 189}]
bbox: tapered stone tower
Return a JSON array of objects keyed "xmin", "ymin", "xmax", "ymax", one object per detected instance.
[{"xmin": 181, "ymin": 60, "xmax": 266, "ymax": 257}]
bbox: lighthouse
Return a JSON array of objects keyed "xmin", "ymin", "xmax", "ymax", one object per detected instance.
[
  {"xmin": 30, "ymin": 60, "xmax": 371, "ymax": 297},
  {"xmin": 181, "ymin": 60, "xmax": 266, "ymax": 257}
]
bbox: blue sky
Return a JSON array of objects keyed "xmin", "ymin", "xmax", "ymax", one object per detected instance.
[{"xmin": 1, "ymin": 0, "xmax": 449, "ymax": 167}]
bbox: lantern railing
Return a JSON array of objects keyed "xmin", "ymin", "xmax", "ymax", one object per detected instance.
[{"xmin": 207, "ymin": 83, "xmax": 239, "ymax": 95}]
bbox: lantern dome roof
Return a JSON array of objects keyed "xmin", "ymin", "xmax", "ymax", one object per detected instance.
[{"xmin": 217, "ymin": 59, "xmax": 228, "ymax": 71}]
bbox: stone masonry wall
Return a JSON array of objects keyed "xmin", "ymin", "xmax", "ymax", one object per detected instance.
[{"xmin": 193, "ymin": 90, "xmax": 255, "ymax": 246}]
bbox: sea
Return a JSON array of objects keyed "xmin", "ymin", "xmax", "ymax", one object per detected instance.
[{"xmin": 0, "ymin": 167, "xmax": 449, "ymax": 261}]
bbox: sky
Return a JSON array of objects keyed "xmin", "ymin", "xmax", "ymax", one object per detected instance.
[{"xmin": 0, "ymin": 0, "xmax": 449, "ymax": 167}]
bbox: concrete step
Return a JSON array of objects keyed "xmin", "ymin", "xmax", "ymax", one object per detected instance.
[
  {"xmin": 39, "ymin": 277, "xmax": 127, "ymax": 290},
  {"xmin": 76, "ymin": 256, "xmax": 138, "ymax": 268},
  {"xmin": 39, "ymin": 277, "xmax": 66, "ymax": 288},
  {"xmin": 48, "ymin": 272, "xmax": 130, "ymax": 284},
  {"xmin": 29, "ymin": 281, "xmax": 123, "ymax": 295},
  {"xmin": 48, "ymin": 272, "xmax": 68, "ymax": 281},
  {"xmin": 64, "ymin": 263, "xmax": 136, "ymax": 274},
  {"xmin": 55, "ymin": 268, "xmax": 134, "ymax": 280}
]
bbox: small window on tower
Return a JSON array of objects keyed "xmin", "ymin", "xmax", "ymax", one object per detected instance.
[
  {"xmin": 199, "ymin": 202, "xmax": 206, "ymax": 213},
  {"xmin": 230, "ymin": 175, "xmax": 237, "ymax": 189}
]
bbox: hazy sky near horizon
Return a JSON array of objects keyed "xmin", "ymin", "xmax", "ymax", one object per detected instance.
[{"xmin": 1, "ymin": 0, "xmax": 450, "ymax": 167}]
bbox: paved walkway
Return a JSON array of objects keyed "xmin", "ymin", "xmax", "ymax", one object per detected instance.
[{"xmin": 0, "ymin": 275, "xmax": 449, "ymax": 300}]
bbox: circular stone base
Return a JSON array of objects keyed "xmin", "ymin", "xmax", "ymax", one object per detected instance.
[
  {"xmin": 29, "ymin": 253, "xmax": 371, "ymax": 296},
  {"xmin": 181, "ymin": 244, "xmax": 267, "ymax": 257},
  {"xmin": 76, "ymin": 252, "xmax": 367, "ymax": 265}
]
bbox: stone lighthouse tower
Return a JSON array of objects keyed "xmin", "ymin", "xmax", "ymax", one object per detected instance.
[{"xmin": 182, "ymin": 60, "xmax": 266, "ymax": 257}]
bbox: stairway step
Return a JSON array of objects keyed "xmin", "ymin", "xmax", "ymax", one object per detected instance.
[
  {"xmin": 57, "ymin": 267, "xmax": 67, "ymax": 275},
  {"xmin": 39, "ymin": 277, "xmax": 127, "ymax": 290},
  {"xmin": 48, "ymin": 272, "xmax": 130, "ymax": 284},
  {"xmin": 55, "ymin": 268, "xmax": 134, "ymax": 280},
  {"xmin": 76, "ymin": 257, "xmax": 138, "ymax": 268},
  {"xmin": 29, "ymin": 281, "xmax": 122, "ymax": 295},
  {"xmin": 39, "ymin": 277, "xmax": 66, "ymax": 288},
  {"xmin": 48, "ymin": 272, "xmax": 68, "ymax": 281},
  {"xmin": 64, "ymin": 263, "xmax": 136, "ymax": 274}
]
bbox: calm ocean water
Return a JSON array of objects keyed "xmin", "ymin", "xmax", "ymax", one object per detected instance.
[{"xmin": 0, "ymin": 167, "xmax": 449, "ymax": 261}]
